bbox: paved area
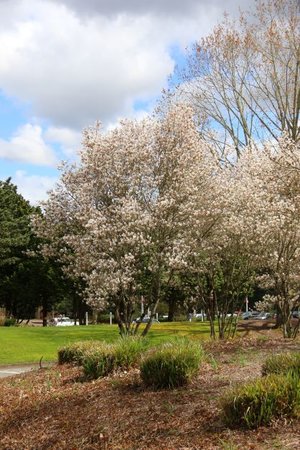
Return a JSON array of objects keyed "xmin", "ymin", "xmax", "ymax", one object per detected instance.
[{"xmin": 0, "ymin": 364, "xmax": 39, "ymax": 378}]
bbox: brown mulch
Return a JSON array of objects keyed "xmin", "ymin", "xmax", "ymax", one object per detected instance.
[{"xmin": 1, "ymin": 326, "xmax": 300, "ymax": 449}]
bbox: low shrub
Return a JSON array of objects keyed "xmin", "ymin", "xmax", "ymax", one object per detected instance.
[
  {"xmin": 140, "ymin": 339, "xmax": 203, "ymax": 389},
  {"xmin": 221, "ymin": 373, "xmax": 300, "ymax": 429},
  {"xmin": 3, "ymin": 318, "xmax": 16, "ymax": 327},
  {"xmin": 81, "ymin": 336, "xmax": 147, "ymax": 379},
  {"xmin": 114, "ymin": 336, "xmax": 148, "ymax": 369},
  {"xmin": 262, "ymin": 352, "xmax": 300, "ymax": 377},
  {"xmin": 82, "ymin": 343, "xmax": 117, "ymax": 379},
  {"xmin": 58, "ymin": 341, "xmax": 103, "ymax": 365}
]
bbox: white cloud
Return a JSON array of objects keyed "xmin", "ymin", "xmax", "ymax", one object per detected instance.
[
  {"xmin": 13, "ymin": 170, "xmax": 57, "ymax": 204},
  {"xmin": 0, "ymin": 0, "xmax": 256, "ymax": 131},
  {"xmin": 0, "ymin": 123, "xmax": 58, "ymax": 166},
  {"xmin": 45, "ymin": 126, "xmax": 82, "ymax": 157},
  {"xmin": 49, "ymin": 0, "xmax": 253, "ymax": 19},
  {"xmin": 0, "ymin": 1, "xmax": 174, "ymax": 129}
]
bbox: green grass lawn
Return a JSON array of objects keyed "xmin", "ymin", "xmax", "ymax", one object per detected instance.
[{"xmin": 0, "ymin": 321, "xmax": 211, "ymax": 365}]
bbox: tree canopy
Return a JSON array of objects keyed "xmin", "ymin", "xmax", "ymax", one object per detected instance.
[{"xmin": 170, "ymin": 0, "xmax": 299, "ymax": 157}]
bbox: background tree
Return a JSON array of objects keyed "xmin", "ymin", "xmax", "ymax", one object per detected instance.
[
  {"xmin": 234, "ymin": 137, "xmax": 300, "ymax": 338},
  {"xmin": 171, "ymin": 0, "xmax": 299, "ymax": 157},
  {"xmin": 0, "ymin": 178, "xmax": 35, "ymax": 316},
  {"xmin": 176, "ymin": 161, "xmax": 258, "ymax": 339},
  {"xmin": 0, "ymin": 178, "xmax": 33, "ymax": 272},
  {"xmin": 0, "ymin": 178, "xmax": 79, "ymax": 326}
]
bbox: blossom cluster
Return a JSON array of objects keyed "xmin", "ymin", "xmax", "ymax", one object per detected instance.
[{"xmin": 33, "ymin": 105, "xmax": 300, "ymax": 335}]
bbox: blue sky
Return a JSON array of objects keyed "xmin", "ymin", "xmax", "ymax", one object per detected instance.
[{"xmin": 0, "ymin": 0, "xmax": 253, "ymax": 204}]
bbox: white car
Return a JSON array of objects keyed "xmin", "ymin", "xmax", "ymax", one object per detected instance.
[
  {"xmin": 133, "ymin": 316, "xmax": 159, "ymax": 324},
  {"xmin": 195, "ymin": 313, "xmax": 206, "ymax": 319},
  {"xmin": 50, "ymin": 317, "xmax": 77, "ymax": 326},
  {"xmin": 253, "ymin": 312, "xmax": 271, "ymax": 320}
]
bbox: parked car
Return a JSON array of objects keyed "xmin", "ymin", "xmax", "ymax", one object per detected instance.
[
  {"xmin": 292, "ymin": 311, "xmax": 300, "ymax": 318},
  {"xmin": 241, "ymin": 312, "xmax": 252, "ymax": 320},
  {"xmin": 249, "ymin": 311, "xmax": 261, "ymax": 319},
  {"xmin": 49, "ymin": 317, "xmax": 77, "ymax": 326},
  {"xmin": 226, "ymin": 312, "xmax": 238, "ymax": 318},
  {"xmin": 253, "ymin": 312, "xmax": 271, "ymax": 320},
  {"xmin": 133, "ymin": 316, "xmax": 159, "ymax": 324},
  {"xmin": 195, "ymin": 313, "xmax": 206, "ymax": 320}
]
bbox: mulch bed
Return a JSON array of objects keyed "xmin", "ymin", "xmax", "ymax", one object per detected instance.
[{"xmin": 1, "ymin": 326, "xmax": 300, "ymax": 449}]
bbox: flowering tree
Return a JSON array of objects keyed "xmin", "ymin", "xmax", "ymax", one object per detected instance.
[
  {"xmin": 171, "ymin": 0, "xmax": 299, "ymax": 157},
  {"xmin": 178, "ymin": 160, "xmax": 258, "ymax": 339},
  {"xmin": 34, "ymin": 105, "xmax": 216, "ymax": 335},
  {"xmin": 233, "ymin": 137, "xmax": 300, "ymax": 338}
]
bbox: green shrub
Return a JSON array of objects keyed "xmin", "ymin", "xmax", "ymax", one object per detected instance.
[
  {"xmin": 140, "ymin": 339, "xmax": 203, "ymax": 389},
  {"xmin": 221, "ymin": 373, "xmax": 300, "ymax": 429},
  {"xmin": 58, "ymin": 341, "xmax": 103, "ymax": 365},
  {"xmin": 4, "ymin": 318, "xmax": 16, "ymax": 327},
  {"xmin": 82, "ymin": 343, "xmax": 117, "ymax": 379},
  {"xmin": 262, "ymin": 352, "xmax": 300, "ymax": 377},
  {"xmin": 82, "ymin": 337, "xmax": 147, "ymax": 379},
  {"xmin": 114, "ymin": 336, "xmax": 148, "ymax": 369}
]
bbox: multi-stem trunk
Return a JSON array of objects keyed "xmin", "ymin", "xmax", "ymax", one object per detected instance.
[
  {"xmin": 207, "ymin": 290, "xmax": 216, "ymax": 339},
  {"xmin": 142, "ymin": 272, "xmax": 162, "ymax": 337},
  {"xmin": 167, "ymin": 297, "xmax": 177, "ymax": 322},
  {"xmin": 281, "ymin": 298, "xmax": 292, "ymax": 338}
]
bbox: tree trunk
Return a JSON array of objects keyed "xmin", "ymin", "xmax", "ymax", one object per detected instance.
[
  {"xmin": 274, "ymin": 303, "xmax": 283, "ymax": 328},
  {"xmin": 42, "ymin": 308, "xmax": 47, "ymax": 327},
  {"xmin": 207, "ymin": 290, "xmax": 216, "ymax": 339},
  {"xmin": 208, "ymin": 314, "xmax": 216, "ymax": 339},
  {"xmin": 114, "ymin": 305, "xmax": 126, "ymax": 336},
  {"xmin": 142, "ymin": 274, "xmax": 161, "ymax": 337},
  {"xmin": 167, "ymin": 297, "xmax": 176, "ymax": 322}
]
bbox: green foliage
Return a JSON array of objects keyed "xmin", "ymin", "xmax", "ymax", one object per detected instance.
[
  {"xmin": 82, "ymin": 343, "xmax": 117, "ymax": 379},
  {"xmin": 0, "ymin": 178, "xmax": 34, "ymax": 268},
  {"xmin": 58, "ymin": 336, "xmax": 147, "ymax": 370},
  {"xmin": 140, "ymin": 339, "xmax": 203, "ymax": 389},
  {"xmin": 114, "ymin": 336, "xmax": 148, "ymax": 369},
  {"xmin": 221, "ymin": 373, "xmax": 300, "ymax": 429},
  {"xmin": 58, "ymin": 340, "xmax": 103, "ymax": 365},
  {"xmin": 81, "ymin": 336, "xmax": 147, "ymax": 379},
  {"xmin": 0, "ymin": 179, "xmax": 35, "ymax": 316},
  {"xmin": 0, "ymin": 179, "xmax": 60, "ymax": 320},
  {"xmin": 3, "ymin": 318, "xmax": 16, "ymax": 327},
  {"xmin": 0, "ymin": 178, "xmax": 84, "ymax": 324},
  {"xmin": 262, "ymin": 352, "xmax": 300, "ymax": 377}
]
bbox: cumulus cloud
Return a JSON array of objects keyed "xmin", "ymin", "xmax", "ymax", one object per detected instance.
[
  {"xmin": 0, "ymin": 123, "xmax": 58, "ymax": 166},
  {"xmin": 49, "ymin": 0, "xmax": 253, "ymax": 18},
  {"xmin": 0, "ymin": 1, "xmax": 174, "ymax": 129},
  {"xmin": 0, "ymin": 0, "xmax": 255, "ymax": 131},
  {"xmin": 45, "ymin": 126, "xmax": 82, "ymax": 157},
  {"xmin": 13, "ymin": 170, "xmax": 57, "ymax": 205}
]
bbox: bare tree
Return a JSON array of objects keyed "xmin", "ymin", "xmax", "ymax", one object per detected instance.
[{"xmin": 171, "ymin": 0, "xmax": 300, "ymax": 157}]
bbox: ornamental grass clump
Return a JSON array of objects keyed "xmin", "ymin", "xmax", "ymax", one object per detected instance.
[
  {"xmin": 114, "ymin": 336, "xmax": 148, "ymax": 369},
  {"xmin": 58, "ymin": 341, "xmax": 103, "ymax": 365},
  {"xmin": 140, "ymin": 339, "xmax": 203, "ymax": 389},
  {"xmin": 82, "ymin": 337, "xmax": 147, "ymax": 379},
  {"xmin": 221, "ymin": 373, "xmax": 300, "ymax": 429},
  {"xmin": 262, "ymin": 352, "xmax": 300, "ymax": 377},
  {"xmin": 82, "ymin": 343, "xmax": 116, "ymax": 379}
]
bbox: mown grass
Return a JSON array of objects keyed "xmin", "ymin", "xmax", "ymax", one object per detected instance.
[{"xmin": 0, "ymin": 321, "xmax": 212, "ymax": 365}]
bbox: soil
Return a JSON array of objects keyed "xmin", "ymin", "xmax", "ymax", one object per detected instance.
[{"xmin": 1, "ymin": 320, "xmax": 300, "ymax": 450}]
